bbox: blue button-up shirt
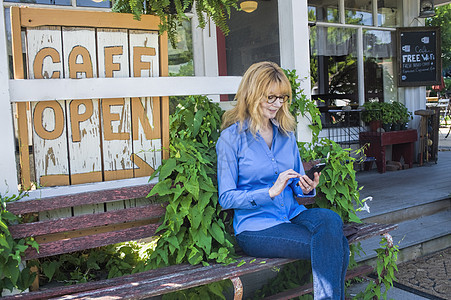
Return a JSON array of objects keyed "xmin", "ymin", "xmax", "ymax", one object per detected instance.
[{"xmin": 216, "ymin": 120, "xmax": 315, "ymax": 235}]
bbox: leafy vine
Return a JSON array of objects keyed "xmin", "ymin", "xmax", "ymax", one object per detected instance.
[
  {"xmin": 0, "ymin": 191, "xmax": 39, "ymax": 296},
  {"xmin": 112, "ymin": 0, "xmax": 239, "ymax": 47},
  {"xmin": 143, "ymin": 95, "xmax": 236, "ymax": 269},
  {"xmin": 354, "ymin": 234, "xmax": 400, "ymax": 300}
]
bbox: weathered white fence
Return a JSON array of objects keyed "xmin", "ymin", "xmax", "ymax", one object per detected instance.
[{"xmin": 0, "ymin": 2, "xmax": 242, "ymax": 199}]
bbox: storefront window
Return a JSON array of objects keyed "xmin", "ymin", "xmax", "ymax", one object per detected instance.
[
  {"xmin": 310, "ymin": 26, "xmax": 358, "ymax": 107},
  {"xmin": 168, "ymin": 19, "xmax": 194, "ymax": 77},
  {"xmin": 363, "ymin": 30, "xmax": 396, "ymax": 102},
  {"xmin": 308, "ymin": 0, "xmax": 339, "ymax": 23},
  {"xmin": 225, "ymin": 0, "xmax": 279, "ymax": 76},
  {"xmin": 377, "ymin": 0, "xmax": 400, "ymax": 27},
  {"xmin": 345, "ymin": 0, "xmax": 373, "ymax": 25},
  {"xmin": 310, "ymin": 26, "xmax": 359, "ymax": 127}
]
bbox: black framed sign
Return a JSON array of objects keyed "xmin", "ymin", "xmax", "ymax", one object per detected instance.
[{"xmin": 397, "ymin": 26, "xmax": 441, "ymax": 87}]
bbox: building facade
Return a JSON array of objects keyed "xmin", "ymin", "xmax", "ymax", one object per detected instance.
[{"xmin": 0, "ymin": 0, "xmax": 444, "ymax": 195}]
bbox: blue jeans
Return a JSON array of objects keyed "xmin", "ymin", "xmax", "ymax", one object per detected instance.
[{"xmin": 236, "ymin": 208, "xmax": 349, "ymax": 300}]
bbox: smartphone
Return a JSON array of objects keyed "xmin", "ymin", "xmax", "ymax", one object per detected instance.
[{"xmin": 305, "ymin": 163, "xmax": 326, "ymax": 180}]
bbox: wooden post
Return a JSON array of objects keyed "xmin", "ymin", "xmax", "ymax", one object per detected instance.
[{"xmin": 0, "ymin": 2, "xmax": 20, "ymax": 194}]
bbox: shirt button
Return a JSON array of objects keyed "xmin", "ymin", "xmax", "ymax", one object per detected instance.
[
  {"xmin": 283, "ymin": 217, "xmax": 287, "ymax": 219},
  {"xmin": 281, "ymin": 203, "xmax": 284, "ymax": 207},
  {"xmin": 275, "ymin": 171, "xmax": 278, "ymax": 174},
  {"xmin": 271, "ymin": 158, "xmax": 275, "ymax": 161}
]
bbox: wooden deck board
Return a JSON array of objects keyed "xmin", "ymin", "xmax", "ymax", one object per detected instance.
[{"xmin": 356, "ymin": 151, "xmax": 451, "ymax": 220}]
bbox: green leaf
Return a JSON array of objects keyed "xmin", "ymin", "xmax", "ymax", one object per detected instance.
[
  {"xmin": 187, "ymin": 247, "xmax": 203, "ymax": 265},
  {"xmin": 175, "ymin": 242, "xmax": 188, "ymax": 264},
  {"xmin": 148, "ymin": 179, "xmax": 173, "ymax": 197},
  {"xmin": 42, "ymin": 260, "xmax": 59, "ymax": 281},
  {"xmin": 16, "ymin": 267, "xmax": 37, "ymax": 292},
  {"xmin": 188, "ymin": 206, "xmax": 202, "ymax": 230},
  {"xmin": 4, "ymin": 260, "xmax": 20, "ymax": 285},
  {"xmin": 159, "ymin": 158, "xmax": 177, "ymax": 180},
  {"xmin": 157, "ymin": 248, "xmax": 169, "ymax": 266},
  {"xmin": 192, "ymin": 228, "xmax": 211, "ymax": 254},
  {"xmin": 193, "ymin": 110, "xmax": 207, "ymax": 137},
  {"xmin": 198, "ymin": 191, "xmax": 213, "ymax": 210},
  {"xmin": 237, "ymin": 260, "xmax": 246, "ymax": 267},
  {"xmin": 207, "ymin": 282, "xmax": 226, "ymax": 299},
  {"xmin": 209, "ymin": 222, "xmax": 225, "ymax": 244},
  {"xmin": 199, "ymin": 177, "xmax": 217, "ymax": 193},
  {"xmin": 0, "ymin": 220, "xmax": 10, "ymax": 235},
  {"xmin": 0, "ymin": 234, "xmax": 11, "ymax": 249},
  {"xmin": 166, "ymin": 235, "xmax": 180, "ymax": 251},
  {"xmin": 185, "ymin": 177, "xmax": 200, "ymax": 199}
]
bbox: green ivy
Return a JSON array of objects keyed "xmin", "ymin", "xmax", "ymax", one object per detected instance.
[
  {"xmin": 0, "ymin": 191, "xmax": 39, "ymax": 296},
  {"xmin": 112, "ymin": 0, "xmax": 239, "ymax": 48},
  {"xmin": 37, "ymin": 241, "xmax": 154, "ymax": 286},
  {"xmin": 354, "ymin": 235, "xmax": 399, "ymax": 300},
  {"xmin": 252, "ymin": 260, "xmax": 313, "ymax": 299},
  {"xmin": 284, "ymin": 69, "xmax": 322, "ymax": 143},
  {"xmin": 144, "ymin": 95, "xmax": 236, "ymax": 269},
  {"xmin": 298, "ymin": 139, "xmax": 364, "ymax": 224}
]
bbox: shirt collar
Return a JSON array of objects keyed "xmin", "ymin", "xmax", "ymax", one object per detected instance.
[{"xmin": 241, "ymin": 118, "xmax": 280, "ymax": 131}]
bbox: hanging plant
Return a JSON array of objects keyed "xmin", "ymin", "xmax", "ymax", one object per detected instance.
[{"xmin": 112, "ymin": 0, "xmax": 239, "ymax": 47}]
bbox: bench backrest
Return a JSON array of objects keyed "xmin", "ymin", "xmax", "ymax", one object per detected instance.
[
  {"xmin": 7, "ymin": 162, "xmax": 317, "ymax": 260},
  {"xmin": 7, "ymin": 184, "xmax": 166, "ymax": 260}
]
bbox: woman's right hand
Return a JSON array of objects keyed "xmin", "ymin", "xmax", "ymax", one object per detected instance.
[{"xmin": 268, "ymin": 169, "xmax": 301, "ymax": 198}]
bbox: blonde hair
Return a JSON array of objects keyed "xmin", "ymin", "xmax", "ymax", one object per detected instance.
[{"xmin": 221, "ymin": 61, "xmax": 296, "ymax": 135}]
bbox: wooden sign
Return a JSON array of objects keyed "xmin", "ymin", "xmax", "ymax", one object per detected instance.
[{"xmin": 11, "ymin": 7, "xmax": 169, "ymax": 188}]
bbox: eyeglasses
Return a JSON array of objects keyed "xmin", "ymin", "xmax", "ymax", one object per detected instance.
[{"xmin": 267, "ymin": 94, "xmax": 289, "ymax": 104}]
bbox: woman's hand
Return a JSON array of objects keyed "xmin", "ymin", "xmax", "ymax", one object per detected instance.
[
  {"xmin": 268, "ymin": 169, "xmax": 301, "ymax": 198},
  {"xmin": 298, "ymin": 172, "xmax": 321, "ymax": 194}
]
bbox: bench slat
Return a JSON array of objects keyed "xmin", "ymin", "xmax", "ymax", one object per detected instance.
[
  {"xmin": 6, "ymin": 184, "xmax": 154, "ymax": 214},
  {"xmin": 23, "ymin": 223, "xmax": 161, "ymax": 260},
  {"xmin": 9, "ymin": 203, "xmax": 165, "ymax": 239},
  {"xmin": 50, "ymin": 257, "xmax": 296, "ymax": 299},
  {"xmin": 346, "ymin": 223, "xmax": 398, "ymax": 243},
  {"xmin": 6, "ymin": 222, "xmax": 396, "ymax": 298},
  {"xmin": 262, "ymin": 264, "xmax": 374, "ymax": 300},
  {"xmin": 1, "ymin": 263, "xmax": 206, "ymax": 300}
]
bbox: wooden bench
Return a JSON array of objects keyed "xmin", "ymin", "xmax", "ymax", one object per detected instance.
[{"xmin": 4, "ymin": 184, "xmax": 397, "ymax": 300}]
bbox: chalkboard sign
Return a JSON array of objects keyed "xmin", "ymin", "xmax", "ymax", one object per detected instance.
[{"xmin": 397, "ymin": 27, "xmax": 441, "ymax": 87}]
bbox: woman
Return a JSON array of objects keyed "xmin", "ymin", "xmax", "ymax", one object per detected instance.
[{"xmin": 216, "ymin": 61, "xmax": 349, "ymax": 300}]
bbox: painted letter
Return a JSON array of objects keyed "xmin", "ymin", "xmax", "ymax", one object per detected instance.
[
  {"xmin": 133, "ymin": 46, "xmax": 156, "ymax": 77},
  {"xmin": 70, "ymin": 99, "xmax": 94, "ymax": 142},
  {"xmin": 131, "ymin": 97, "xmax": 160, "ymax": 140},
  {"xmin": 68, "ymin": 46, "xmax": 93, "ymax": 78},
  {"xmin": 33, "ymin": 47, "xmax": 61, "ymax": 79},
  {"xmin": 34, "ymin": 101, "xmax": 65, "ymax": 140},
  {"xmin": 104, "ymin": 46, "xmax": 123, "ymax": 78},
  {"xmin": 102, "ymin": 98, "xmax": 130, "ymax": 140}
]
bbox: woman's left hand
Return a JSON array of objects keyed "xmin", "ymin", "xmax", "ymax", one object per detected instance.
[{"xmin": 298, "ymin": 172, "xmax": 320, "ymax": 194}]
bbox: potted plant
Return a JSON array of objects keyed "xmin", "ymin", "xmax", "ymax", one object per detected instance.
[
  {"xmin": 391, "ymin": 101, "xmax": 413, "ymax": 130},
  {"xmin": 112, "ymin": 0, "xmax": 239, "ymax": 47},
  {"xmin": 380, "ymin": 102, "xmax": 394, "ymax": 132},
  {"xmin": 362, "ymin": 102, "xmax": 383, "ymax": 131}
]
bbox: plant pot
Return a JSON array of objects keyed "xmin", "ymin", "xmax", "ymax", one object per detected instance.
[
  {"xmin": 383, "ymin": 123, "xmax": 392, "ymax": 132},
  {"xmin": 391, "ymin": 123, "xmax": 401, "ymax": 131},
  {"xmin": 369, "ymin": 120, "xmax": 382, "ymax": 132}
]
